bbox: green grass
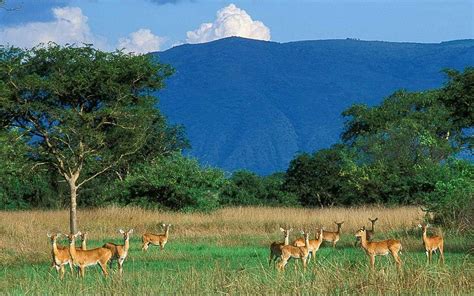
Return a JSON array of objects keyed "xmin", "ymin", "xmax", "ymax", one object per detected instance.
[{"xmin": 1, "ymin": 235, "xmax": 473, "ymax": 295}]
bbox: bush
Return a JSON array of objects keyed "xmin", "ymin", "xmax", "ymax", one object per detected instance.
[
  {"xmin": 221, "ymin": 171, "xmax": 298, "ymax": 206},
  {"xmin": 103, "ymin": 153, "xmax": 226, "ymax": 212},
  {"xmin": 421, "ymin": 159, "xmax": 474, "ymax": 230}
]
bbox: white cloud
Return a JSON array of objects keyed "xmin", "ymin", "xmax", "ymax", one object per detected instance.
[
  {"xmin": 0, "ymin": 7, "xmax": 107, "ymax": 49},
  {"xmin": 117, "ymin": 29, "xmax": 164, "ymax": 54},
  {"xmin": 186, "ymin": 4, "xmax": 271, "ymax": 44}
]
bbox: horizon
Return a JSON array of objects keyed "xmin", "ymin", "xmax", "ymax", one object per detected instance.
[{"xmin": 0, "ymin": 0, "xmax": 472, "ymax": 54}]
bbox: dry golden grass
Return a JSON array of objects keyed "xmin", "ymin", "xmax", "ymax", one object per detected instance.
[{"xmin": 0, "ymin": 206, "xmax": 425, "ymax": 265}]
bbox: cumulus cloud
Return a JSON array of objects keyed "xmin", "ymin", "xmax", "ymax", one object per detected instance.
[
  {"xmin": 0, "ymin": 6, "xmax": 107, "ymax": 49},
  {"xmin": 186, "ymin": 3, "xmax": 271, "ymax": 44},
  {"xmin": 117, "ymin": 29, "xmax": 164, "ymax": 54}
]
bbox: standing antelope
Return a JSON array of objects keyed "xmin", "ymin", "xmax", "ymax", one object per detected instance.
[
  {"xmin": 293, "ymin": 227, "xmax": 324, "ymax": 264},
  {"xmin": 269, "ymin": 227, "xmax": 292, "ymax": 266},
  {"xmin": 80, "ymin": 232, "xmax": 88, "ymax": 250},
  {"xmin": 67, "ymin": 232, "xmax": 113, "ymax": 278},
  {"xmin": 50, "ymin": 231, "xmax": 87, "ymax": 269},
  {"xmin": 354, "ymin": 227, "xmax": 402, "ymax": 270},
  {"xmin": 142, "ymin": 224, "xmax": 172, "ymax": 252},
  {"xmin": 418, "ymin": 224, "xmax": 444, "ymax": 264},
  {"xmin": 355, "ymin": 217, "xmax": 378, "ymax": 246},
  {"xmin": 103, "ymin": 229, "xmax": 134, "ymax": 275},
  {"xmin": 323, "ymin": 221, "xmax": 344, "ymax": 248},
  {"xmin": 278, "ymin": 231, "xmax": 310, "ymax": 271},
  {"xmin": 47, "ymin": 233, "xmax": 73, "ymax": 279}
]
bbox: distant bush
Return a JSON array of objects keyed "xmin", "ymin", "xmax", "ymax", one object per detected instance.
[
  {"xmin": 221, "ymin": 171, "xmax": 298, "ymax": 206},
  {"xmin": 420, "ymin": 159, "xmax": 474, "ymax": 230},
  {"xmin": 103, "ymin": 153, "xmax": 226, "ymax": 212}
]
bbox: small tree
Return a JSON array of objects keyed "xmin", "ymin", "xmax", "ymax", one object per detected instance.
[{"xmin": 0, "ymin": 44, "xmax": 174, "ymax": 233}]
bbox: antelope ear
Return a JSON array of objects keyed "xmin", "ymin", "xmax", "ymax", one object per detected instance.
[
  {"xmin": 375, "ymin": 218, "xmax": 378, "ymax": 221},
  {"xmin": 74, "ymin": 231, "xmax": 81, "ymax": 237},
  {"xmin": 129, "ymin": 229, "xmax": 134, "ymax": 234},
  {"xmin": 300, "ymin": 230, "xmax": 305, "ymax": 235},
  {"xmin": 289, "ymin": 228, "xmax": 293, "ymax": 232},
  {"xmin": 168, "ymin": 224, "xmax": 172, "ymax": 227},
  {"xmin": 279, "ymin": 227, "xmax": 285, "ymax": 232},
  {"xmin": 427, "ymin": 223, "xmax": 431, "ymax": 227},
  {"xmin": 119, "ymin": 229, "xmax": 125, "ymax": 234},
  {"xmin": 417, "ymin": 224, "xmax": 422, "ymax": 228},
  {"xmin": 47, "ymin": 232, "xmax": 52, "ymax": 238},
  {"xmin": 362, "ymin": 226, "xmax": 366, "ymax": 230},
  {"xmin": 162, "ymin": 223, "xmax": 166, "ymax": 227}
]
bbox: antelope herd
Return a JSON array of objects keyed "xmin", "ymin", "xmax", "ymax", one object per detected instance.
[
  {"xmin": 269, "ymin": 218, "xmax": 445, "ymax": 272},
  {"xmin": 47, "ymin": 218, "xmax": 445, "ymax": 278}
]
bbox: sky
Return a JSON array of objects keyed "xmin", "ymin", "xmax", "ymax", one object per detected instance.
[{"xmin": 0, "ymin": 0, "xmax": 472, "ymax": 54}]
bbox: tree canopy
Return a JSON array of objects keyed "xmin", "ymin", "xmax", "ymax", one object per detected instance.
[{"xmin": 0, "ymin": 43, "xmax": 184, "ymax": 232}]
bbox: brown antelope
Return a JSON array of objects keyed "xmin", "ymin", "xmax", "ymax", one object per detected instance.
[
  {"xmin": 142, "ymin": 224, "xmax": 171, "ymax": 251},
  {"xmin": 323, "ymin": 221, "xmax": 344, "ymax": 248},
  {"xmin": 354, "ymin": 227, "xmax": 402, "ymax": 270},
  {"xmin": 50, "ymin": 231, "xmax": 87, "ymax": 269},
  {"xmin": 103, "ymin": 229, "xmax": 134, "ymax": 275},
  {"xmin": 355, "ymin": 217, "xmax": 378, "ymax": 246},
  {"xmin": 293, "ymin": 227, "xmax": 324, "ymax": 264},
  {"xmin": 277, "ymin": 230, "xmax": 310, "ymax": 271},
  {"xmin": 80, "ymin": 232, "xmax": 88, "ymax": 250},
  {"xmin": 269, "ymin": 227, "xmax": 292, "ymax": 266},
  {"xmin": 47, "ymin": 233, "xmax": 73, "ymax": 279},
  {"xmin": 66, "ymin": 232, "xmax": 113, "ymax": 278},
  {"xmin": 418, "ymin": 224, "xmax": 444, "ymax": 264}
]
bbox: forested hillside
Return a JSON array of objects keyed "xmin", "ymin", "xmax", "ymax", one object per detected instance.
[{"xmin": 157, "ymin": 37, "xmax": 474, "ymax": 174}]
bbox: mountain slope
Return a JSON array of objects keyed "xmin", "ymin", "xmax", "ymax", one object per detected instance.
[{"xmin": 154, "ymin": 37, "xmax": 474, "ymax": 174}]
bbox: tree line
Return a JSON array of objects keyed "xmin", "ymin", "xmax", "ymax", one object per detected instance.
[{"xmin": 1, "ymin": 44, "xmax": 472, "ymax": 231}]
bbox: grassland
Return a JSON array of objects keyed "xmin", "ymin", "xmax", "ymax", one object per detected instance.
[{"xmin": 1, "ymin": 206, "xmax": 473, "ymax": 295}]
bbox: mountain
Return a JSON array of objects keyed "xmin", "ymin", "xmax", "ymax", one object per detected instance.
[{"xmin": 154, "ymin": 37, "xmax": 474, "ymax": 175}]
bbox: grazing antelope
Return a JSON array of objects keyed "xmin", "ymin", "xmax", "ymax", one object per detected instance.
[
  {"xmin": 142, "ymin": 224, "xmax": 172, "ymax": 252},
  {"xmin": 355, "ymin": 217, "xmax": 378, "ymax": 246},
  {"xmin": 323, "ymin": 221, "xmax": 344, "ymax": 248},
  {"xmin": 67, "ymin": 232, "xmax": 113, "ymax": 278},
  {"xmin": 47, "ymin": 233, "xmax": 73, "ymax": 279},
  {"xmin": 277, "ymin": 231, "xmax": 310, "ymax": 271},
  {"xmin": 294, "ymin": 227, "xmax": 324, "ymax": 264},
  {"xmin": 418, "ymin": 224, "xmax": 444, "ymax": 264},
  {"xmin": 269, "ymin": 227, "xmax": 292, "ymax": 266},
  {"xmin": 103, "ymin": 229, "xmax": 134, "ymax": 275},
  {"xmin": 354, "ymin": 227, "xmax": 402, "ymax": 270}
]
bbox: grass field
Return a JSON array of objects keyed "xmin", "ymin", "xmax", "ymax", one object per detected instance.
[{"xmin": 1, "ymin": 206, "xmax": 473, "ymax": 295}]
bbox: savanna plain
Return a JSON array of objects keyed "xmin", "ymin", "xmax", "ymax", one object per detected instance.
[{"xmin": 1, "ymin": 206, "xmax": 473, "ymax": 295}]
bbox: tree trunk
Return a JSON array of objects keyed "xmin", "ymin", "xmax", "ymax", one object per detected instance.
[{"xmin": 69, "ymin": 180, "xmax": 78, "ymax": 234}]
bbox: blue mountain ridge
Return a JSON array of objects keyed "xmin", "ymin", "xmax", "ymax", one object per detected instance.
[{"xmin": 153, "ymin": 37, "xmax": 474, "ymax": 175}]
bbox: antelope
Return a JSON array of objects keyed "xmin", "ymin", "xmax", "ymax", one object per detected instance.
[
  {"xmin": 47, "ymin": 233, "xmax": 73, "ymax": 279},
  {"xmin": 293, "ymin": 228, "xmax": 324, "ymax": 264},
  {"xmin": 142, "ymin": 224, "xmax": 172, "ymax": 252},
  {"xmin": 269, "ymin": 227, "xmax": 292, "ymax": 266},
  {"xmin": 355, "ymin": 217, "xmax": 378, "ymax": 246},
  {"xmin": 103, "ymin": 229, "xmax": 134, "ymax": 275},
  {"xmin": 66, "ymin": 232, "xmax": 113, "ymax": 278},
  {"xmin": 79, "ymin": 232, "xmax": 88, "ymax": 250},
  {"xmin": 323, "ymin": 221, "xmax": 344, "ymax": 248},
  {"xmin": 354, "ymin": 227, "xmax": 402, "ymax": 270},
  {"xmin": 277, "ymin": 230, "xmax": 310, "ymax": 271},
  {"xmin": 50, "ymin": 231, "xmax": 87, "ymax": 269},
  {"xmin": 418, "ymin": 224, "xmax": 444, "ymax": 264}
]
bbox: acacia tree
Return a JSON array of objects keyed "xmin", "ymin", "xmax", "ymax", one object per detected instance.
[{"xmin": 0, "ymin": 44, "xmax": 174, "ymax": 233}]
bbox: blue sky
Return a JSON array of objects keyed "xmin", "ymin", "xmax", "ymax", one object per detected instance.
[{"xmin": 0, "ymin": 0, "xmax": 472, "ymax": 53}]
